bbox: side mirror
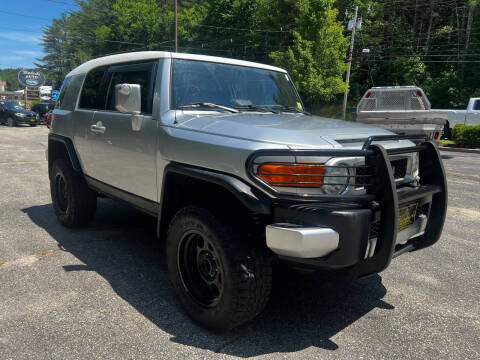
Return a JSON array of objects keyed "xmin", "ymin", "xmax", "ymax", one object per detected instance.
[
  {"xmin": 115, "ymin": 83, "xmax": 141, "ymax": 114},
  {"xmin": 114, "ymin": 83, "xmax": 143, "ymax": 131}
]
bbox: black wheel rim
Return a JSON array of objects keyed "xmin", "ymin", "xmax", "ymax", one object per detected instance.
[
  {"xmin": 177, "ymin": 230, "xmax": 224, "ymax": 308},
  {"xmin": 55, "ymin": 173, "xmax": 68, "ymax": 212}
]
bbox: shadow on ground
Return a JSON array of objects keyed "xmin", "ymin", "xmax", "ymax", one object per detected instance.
[{"xmin": 23, "ymin": 200, "xmax": 393, "ymax": 357}]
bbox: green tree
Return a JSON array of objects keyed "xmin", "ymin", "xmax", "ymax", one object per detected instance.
[
  {"xmin": 270, "ymin": 0, "xmax": 348, "ymax": 105},
  {"xmin": 0, "ymin": 68, "xmax": 23, "ymax": 91}
]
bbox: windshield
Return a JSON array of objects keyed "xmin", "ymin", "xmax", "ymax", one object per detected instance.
[
  {"xmin": 171, "ymin": 59, "xmax": 303, "ymax": 111},
  {"xmin": 5, "ymin": 102, "xmax": 24, "ymax": 110}
]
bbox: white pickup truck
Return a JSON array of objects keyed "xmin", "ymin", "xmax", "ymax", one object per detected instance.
[
  {"xmin": 356, "ymin": 86, "xmax": 447, "ymax": 142},
  {"xmin": 433, "ymin": 98, "xmax": 480, "ymax": 138}
]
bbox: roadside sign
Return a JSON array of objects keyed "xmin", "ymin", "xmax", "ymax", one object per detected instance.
[
  {"xmin": 18, "ymin": 70, "xmax": 45, "ymax": 88},
  {"xmin": 25, "ymin": 88, "xmax": 40, "ymax": 100},
  {"xmin": 51, "ymin": 90, "xmax": 60, "ymax": 101}
]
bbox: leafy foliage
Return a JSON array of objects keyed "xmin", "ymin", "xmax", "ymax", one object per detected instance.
[
  {"xmin": 271, "ymin": 0, "xmax": 348, "ymax": 104},
  {"xmin": 0, "ymin": 68, "xmax": 22, "ymax": 91},
  {"xmin": 452, "ymin": 124, "xmax": 480, "ymax": 148}
]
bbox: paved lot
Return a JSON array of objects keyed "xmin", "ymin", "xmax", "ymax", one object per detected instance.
[{"xmin": 1, "ymin": 126, "xmax": 479, "ymax": 359}]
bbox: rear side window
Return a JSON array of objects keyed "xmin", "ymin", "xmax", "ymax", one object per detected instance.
[
  {"xmin": 105, "ymin": 62, "xmax": 155, "ymax": 114},
  {"xmin": 56, "ymin": 76, "xmax": 83, "ymax": 110},
  {"xmin": 79, "ymin": 67, "xmax": 107, "ymax": 110},
  {"xmin": 56, "ymin": 76, "xmax": 72, "ymax": 109}
]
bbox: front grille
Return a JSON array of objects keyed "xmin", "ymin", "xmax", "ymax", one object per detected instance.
[
  {"xmin": 355, "ymin": 166, "xmax": 369, "ymax": 186},
  {"xmin": 390, "ymin": 158, "xmax": 408, "ymax": 179}
]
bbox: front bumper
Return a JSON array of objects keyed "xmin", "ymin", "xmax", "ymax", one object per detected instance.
[
  {"xmin": 15, "ymin": 115, "xmax": 39, "ymax": 125},
  {"xmin": 257, "ymin": 137, "xmax": 448, "ymax": 279}
]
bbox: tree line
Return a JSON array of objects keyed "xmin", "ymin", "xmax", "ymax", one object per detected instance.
[{"xmin": 33, "ymin": 0, "xmax": 479, "ymax": 112}]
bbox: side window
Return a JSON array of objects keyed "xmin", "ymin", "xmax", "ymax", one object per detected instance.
[
  {"xmin": 60, "ymin": 76, "xmax": 84, "ymax": 110},
  {"xmin": 56, "ymin": 76, "xmax": 72, "ymax": 109},
  {"xmin": 105, "ymin": 63, "xmax": 154, "ymax": 114},
  {"xmin": 473, "ymin": 100, "xmax": 480, "ymax": 111},
  {"xmin": 79, "ymin": 67, "xmax": 107, "ymax": 110}
]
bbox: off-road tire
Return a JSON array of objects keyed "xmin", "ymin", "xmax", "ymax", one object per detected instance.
[
  {"xmin": 166, "ymin": 205, "xmax": 272, "ymax": 332},
  {"xmin": 7, "ymin": 117, "xmax": 15, "ymax": 127},
  {"xmin": 50, "ymin": 158, "xmax": 97, "ymax": 227}
]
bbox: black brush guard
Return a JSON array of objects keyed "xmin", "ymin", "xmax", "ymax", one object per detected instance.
[{"xmin": 246, "ymin": 135, "xmax": 448, "ymax": 279}]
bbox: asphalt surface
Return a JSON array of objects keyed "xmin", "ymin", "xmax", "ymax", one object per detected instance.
[{"xmin": 1, "ymin": 126, "xmax": 479, "ymax": 359}]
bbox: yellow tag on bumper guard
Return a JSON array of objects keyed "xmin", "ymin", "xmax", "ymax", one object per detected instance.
[{"xmin": 398, "ymin": 203, "xmax": 418, "ymax": 231}]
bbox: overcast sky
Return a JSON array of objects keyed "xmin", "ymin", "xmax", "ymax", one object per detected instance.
[{"xmin": 0, "ymin": 0, "xmax": 78, "ymax": 69}]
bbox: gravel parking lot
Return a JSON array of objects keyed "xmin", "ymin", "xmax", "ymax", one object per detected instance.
[{"xmin": 1, "ymin": 126, "xmax": 479, "ymax": 359}]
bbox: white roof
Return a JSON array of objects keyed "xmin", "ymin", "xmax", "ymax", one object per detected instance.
[
  {"xmin": 371, "ymin": 86, "xmax": 421, "ymax": 90},
  {"xmin": 67, "ymin": 51, "xmax": 287, "ymax": 77}
]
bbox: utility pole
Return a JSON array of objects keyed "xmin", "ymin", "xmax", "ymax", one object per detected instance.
[
  {"xmin": 174, "ymin": 0, "xmax": 178, "ymax": 52},
  {"xmin": 342, "ymin": 5, "xmax": 359, "ymax": 120}
]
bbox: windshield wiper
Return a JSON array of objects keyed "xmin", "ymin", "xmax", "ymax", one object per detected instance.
[
  {"xmin": 271, "ymin": 105, "xmax": 311, "ymax": 115},
  {"xmin": 178, "ymin": 102, "xmax": 239, "ymax": 113},
  {"xmin": 234, "ymin": 105, "xmax": 279, "ymax": 114}
]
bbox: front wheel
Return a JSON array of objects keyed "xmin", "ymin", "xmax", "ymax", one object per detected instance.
[
  {"xmin": 166, "ymin": 205, "xmax": 272, "ymax": 332},
  {"xmin": 7, "ymin": 117, "xmax": 15, "ymax": 127}
]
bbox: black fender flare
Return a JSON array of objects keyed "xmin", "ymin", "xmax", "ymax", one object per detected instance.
[
  {"xmin": 48, "ymin": 133, "xmax": 82, "ymax": 172},
  {"xmin": 157, "ymin": 162, "xmax": 272, "ymax": 237}
]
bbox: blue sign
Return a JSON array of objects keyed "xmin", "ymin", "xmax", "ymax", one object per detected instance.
[
  {"xmin": 18, "ymin": 69, "xmax": 45, "ymax": 88},
  {"xmin": 51, "ymin": 90, "xmax": 60, "ymax": 101}
]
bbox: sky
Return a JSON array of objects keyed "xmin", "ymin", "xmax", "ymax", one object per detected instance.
[{"xmin": 0, "ymin": 0, "xmax": 79, "ymax": 69}]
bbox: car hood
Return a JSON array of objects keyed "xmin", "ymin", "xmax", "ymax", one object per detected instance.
[
  {"xmin": 14, "ymin": 109, "xmax": 36, "ymax": 116},
  {"xmin": 175, "ymin": 112, "xmax": 395, "ymax": 149}
]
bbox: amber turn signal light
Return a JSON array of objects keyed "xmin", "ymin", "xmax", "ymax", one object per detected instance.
[{"xmin": 257, "ymin": 163, "xmax": 326, "ymax": 188}]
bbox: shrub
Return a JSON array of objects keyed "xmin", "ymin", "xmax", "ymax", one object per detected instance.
[{"xmin": 452, "ymin": 124, "xmax": 480, "ymax": 148}]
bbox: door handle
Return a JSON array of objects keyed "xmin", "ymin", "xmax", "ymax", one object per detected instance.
[{"xmin": 90, "ymin": 123, "xmax": 106, "ymax": 134}]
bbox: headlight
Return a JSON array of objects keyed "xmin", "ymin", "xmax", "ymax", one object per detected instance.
[
  {"xmin": 15, "ymin": 113, "xmax": 26, "ymax": 117},
  {"xmin": 322, "ymin": 165, "xmax": 350, "ymax": 194}
]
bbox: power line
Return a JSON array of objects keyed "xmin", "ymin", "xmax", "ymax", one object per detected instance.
[
  {"xmin": 377, "ymin": 0, "xmax": 464, "ymax": 12},
  {"xmin": 0, "ymin": 9, "xmax": 51, "ymax": 21},
  {"xmin": 362, "ymin": 59, "xmax": 480, "ymax": 63},
  {"xmin": 190, "ymin": 24, "xmax": 291, "ymax": 33},
  {"xmin": 0, "ymin": 26, "xmax": 44, "ymax": 34},
  {"xmin": 44, "ymin": 0, "xmax": 79, "ymax": 6}
]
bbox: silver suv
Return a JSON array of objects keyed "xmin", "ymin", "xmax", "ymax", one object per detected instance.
[{"xmin": 48, "ymin": 52, "xmax": 447, "ymax": 331}]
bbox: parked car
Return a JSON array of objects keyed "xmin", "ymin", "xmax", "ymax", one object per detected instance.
[
  {"xmin": 356, "ymin": 86, "xmax": 447, "ymax": 143},
  {"xmin": 0, "ymin": 100, "xmax": 39, "ymax": 126},
  {"xmin": 433, "ymin": 98, "xmax": 480, "ymax": 138},
  {"xmin": 48, "ymin": 52, "xmax": 447, "ymax": 331},
  {"xmin": 31, "ymin": 102, "xmax": 55, "ymax": 122}
]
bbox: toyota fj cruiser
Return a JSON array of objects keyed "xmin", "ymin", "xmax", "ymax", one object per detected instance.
[{"xmin": 48, "ymin": 52, "xmax": 447, "ymax": 331}]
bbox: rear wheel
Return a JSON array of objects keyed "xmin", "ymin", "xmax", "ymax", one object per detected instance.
[
  {"xmin": 166, "ymin": 205, "xmax": 272, "ymax": 332},
  {"xmin": 7, "ymin": 117, "xmax": 15, "ymax": 127},
  {"xmin": 50, "ymin": 158, "xmax": 97, "ymax": 227}
]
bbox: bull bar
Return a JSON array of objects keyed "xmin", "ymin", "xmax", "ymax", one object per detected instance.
[{"xmin": 246, "ymin": 135, "xmax": 448, "ymax": 279}]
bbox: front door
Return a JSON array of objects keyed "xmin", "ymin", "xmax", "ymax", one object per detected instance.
[{"xmin": 80, "ymin": 61, "xmax": 158, "ymax": 202}]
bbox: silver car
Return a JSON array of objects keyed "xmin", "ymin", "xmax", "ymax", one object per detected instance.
[{"xmin": 48, "ymin": 52, "xmax": 448, "ymax": 331}]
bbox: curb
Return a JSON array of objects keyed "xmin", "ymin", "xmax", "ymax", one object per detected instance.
[{"xmin": 439, "ymin": 146, "xmax": 480, "ymax": 154}]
